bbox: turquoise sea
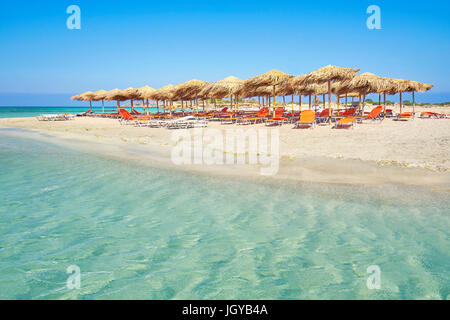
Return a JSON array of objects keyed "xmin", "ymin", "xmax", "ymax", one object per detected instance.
[
  {"xmin": 0, "ymin": 106, "xmax": 148, "ymax": 118},
  {"xmin": 0, "ymin": 126, "xmax": 449, "ymax": 299}
]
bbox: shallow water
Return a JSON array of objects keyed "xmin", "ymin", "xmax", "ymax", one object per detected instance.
[
  {"xmin": 0, "ymin": 128, "xmax": 448, "ymax": 299},
  {"xmin": 0, "ymin": 107, "xmax": 149, "ymax": 118}
]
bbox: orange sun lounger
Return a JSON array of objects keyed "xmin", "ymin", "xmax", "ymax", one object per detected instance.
[
  {"xmin": 335, "ymin": 116, "xmax": 357, "ymax": 129},
  {"xmin": 236, "ymin": 107, "xmax": 269, "ymax": 125},
  {"xmin": 294, "ymin": 110, "xmax": 315, "ymax": 129},
  {"xmin": 356, "ymin": 106, "xmax": 383, "ymax": 122},
  {"xmin": 395, "ymin": 112, "xmax": 414, "ymax": 121}
]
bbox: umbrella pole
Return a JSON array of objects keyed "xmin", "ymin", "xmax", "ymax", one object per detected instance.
[
  {"xmin": 102, "ymin": 99, "xmax": 104, "ymax": 113},
  {"xmin": 89, "ymin": 100, "xmax": 92, "ymax": 113},
  {"xmin": 308, "ymin": 95, "xmax": 311, "ymax": 110},
  {"xmin": 412, "ymin": 91, "xmax": 415, "ymax": 114},
  {"xmin": 337, "ymin": 95, "xmax": 340, "ymax": 113},
  {"xmin": 130, "ymin": 99, "xmax": 134, "ymax": 113},
  {"xmin": 156, "ymin": 100, "xmax": 159, "ymax": 114},
  {"xmin": 323, "ymin": 94, "xmax": 325, "ymax": 108},
  {"xmin": 399, "ymin": 92, "xmax": 403, "ymax": 114},
  {"xmin": 196, "ymin": 96, "xmax": 199, "ymax": 114},
  {"xmin": 291, "ymin": 94, "xmax": 294, "ymax": 113},
  {"xmin": 358, "ymin": 95, "xmax": 361, "ymax": 114},
  {"xmin": 362, "ymin": 95, "xmax": 366, "ymax": 115},
  {"xmin": 345, "ymin": 94, "xmax": 348, "ymax": 108},
  {"xmin": 383, "ymin": 93, "xmax": 386, "ymax": 119},
  {"xmin": 283, "ymin": 96, "xmax": 286, "ymax": 107},
  {"xmin": 328, "ymin": 80, "xmax": 332, "ymax": 126},
  {"xmin": 378, "ymin": 94, "xmax": 381, "ymax": 106},
  {"xmin": 272, "ymin": 85, "xmax": 276, "ymax": 119},
  {"xmin": 116, "ymin": 100, "xmax": 120, "ymax": 113},
  {"xmin": 299, "ymin": 95, "xmax": 302, "ymax": 114},
  {"xmin": 236, "ymin": 95, "xmax": 239, "ymax": 113}
]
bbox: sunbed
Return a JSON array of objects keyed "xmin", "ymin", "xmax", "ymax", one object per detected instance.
[
  {"xmin": 294, "ymin": 110, "xmax": 315, "ymax": 129},
  {"xmin": 236, "ymin": 107, "xmax": 269, "ymax": 125},
  {"xmin": 266, "ymin": 107, "xmax": 287, "ymax": 126},
  {"xmin": 156, "ymin": 116, "xmax": 208, "ymax": 129},
  {"xmin": 420, "ymin": 112, "xmax": 445, "ymax": 119},
  {"xmin": 335, "ymin": 116, "xmax": 357, "ymax": 129},
  {"xmin": 394, "ymin": 112, "xmax": 414, "ymax": 121},
  {"xmin": 316, "ymin": 108, "xmax": 332, "ymax": 124},
  {"xmin": 356, "ymin": 106, "xmax": 383, "ymax": 123}
]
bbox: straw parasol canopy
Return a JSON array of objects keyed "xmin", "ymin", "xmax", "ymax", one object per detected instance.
[
  {"xmin": 173, "ymin": 79, "xmax": 210, "ymax": 100},
  {"xmin": 104, "ymin": 88, "xmax": 130, "ymax": 111},
  {"xmin": 172, "ymin": 79, "xmax": 210, "ymax": 113},
  {"xmin": 149, "ymin": 84, "xmax": 175, "ymax": 101},
  {"xmin": 390, "ymin": 79, "xmax": 434, "ymax": 113},
  {"xmin": 137, "ymin": 85, "xmax": 156, "ymax": 114},
  {"xmin": 93, "ymin": 89, "xmax": 108, "ymax": 113},
  {"xmin": 300, "ymin": 65, "xmax": 360, "ymax": 125},
  {"xmin": 71, "ymin": 91, "xmax": 97, "ymax": 111},
  {"xmin": 204, "ymin": 76, "xmax": 244, "ymax": 99},
  {"xmin": 137, "ymin": 85, "xmax": 156, "ymax": 100},
  {"xmin": 148, "ymin": 84, "xmax": 176, "ymax": 114},
  {"xmin": 243, "ymin": 69, "xmax": 293, "ymax": 116},
  {"xmin": 300, "ymin": 65, "xmax": 360, "ymax": 85}
]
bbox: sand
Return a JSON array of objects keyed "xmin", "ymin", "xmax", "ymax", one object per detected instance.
[{"xmin": 1, "ymin": 107, "xmax": 449, "ymax": 190}]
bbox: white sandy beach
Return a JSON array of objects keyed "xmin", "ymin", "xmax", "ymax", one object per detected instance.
[{"xmin": 1, "ymin": 107, "xmax": 449, "ymax": 190}]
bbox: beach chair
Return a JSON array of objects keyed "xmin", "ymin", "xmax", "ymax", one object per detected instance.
[
  {"xmin": 294, "ymin": 110, "xmax": 315, "ymax": 129},
  {"xmin": 165, "ymin": 116, "xmax": 208, "ymax": 129},
  {"xmin": 394, "ymin": 112, "xmax": 414, "ymax": 121},
  {"xmin": 420, "ymin": 111, "xmax": 444, "ymax": 119},
  {"xmin": 384, "ymin": 109, "xmax": 394, "ymax": 118},
  {"xmin": 316, "ymin": 108, "xmax": 332, "ymax": 124},
  {"xmin": 356, "ymin": 106, "xmax": 383, "ymax": 123},
  {"xmin": 335, "ymin": 116, "xmax": 357, "ymax": 129},
  {"xmin": 119, "ymin": 109, "xmax": 136, "ymax": 125},
  {"xmin": 266, "ymin": 107, "xmax": 287, "ymax": 126},
  {"xmin": 236, "ymin": 107, "xmax": 269, "ymax": 125}
]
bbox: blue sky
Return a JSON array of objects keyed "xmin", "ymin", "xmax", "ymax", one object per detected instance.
[{"xmin": 1, "ymin": 0, "xmax": 449, "ymax": 106}]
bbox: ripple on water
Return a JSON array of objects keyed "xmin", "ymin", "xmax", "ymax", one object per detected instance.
[{"xmin": 0, "ymin": 129, "xmax": 449, "ymax": 299}]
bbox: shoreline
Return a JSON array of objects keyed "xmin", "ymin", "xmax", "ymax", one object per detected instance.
[{"xmin": 1, "ymin": 116, "xmax": 449, "ymax": 191}]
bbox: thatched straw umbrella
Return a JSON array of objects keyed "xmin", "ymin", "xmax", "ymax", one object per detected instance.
[
  {"xmin": 120, "ymin": 87, "xmax": 140, "ymax": 113},
  {"xmin": 396, "ymin": 80, "xmax": 433, "ymax": 113},
  {"xmin": 299, "ymin": 65, "xmax": 360, "ymax": 125},
  {"xmin": 93, "ymin": 89, "xmax": 108, "ymax": 113},
  {"xmin": 203, "ymin": 76, "xmax": 244, "ymax": 112},
  {"xmin": 104, "ymin": 89, "xmax": 129, "ymax": 112},
  {"xmin": 173, "ymin": 79, "xmax": 210, "ymax": 114},
  {"xmin": 71, "ymin": 91, "xmax": 97, "ymax": 112},
  {"xmin": 275, "ymin": 81, "xmax": 296, "ymax": 111},
  {"xmin": 238, "ymin": 85, "xmax": 273, "ymax": 108},
  {"xmin": 138, "ymin": 85, "xmax": 156, "ymax": 115},
  {"xmin": 149, "ymin": 84, "xmax": 175, "ymax": 114},
  {"xmin": 243, "ymin": 69, "xmax": 293, "ymax": 117},
  {"xmin": 336, "ymin": 72, "xmax": 388, "ymax": 114}
]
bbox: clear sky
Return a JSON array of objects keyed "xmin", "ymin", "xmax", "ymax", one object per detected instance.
[{"xmin": 1, "ymin": 0, "xmax": 449, "ymax": 106}]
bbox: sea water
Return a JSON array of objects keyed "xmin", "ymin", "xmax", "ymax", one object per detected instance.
[
  {"xmin": 0, "ymin": 107, "xmax": 151, "ymax": 118},
  {"xmin": 0, "ymin": 128, "xmax": 448, "ymax": 299}
]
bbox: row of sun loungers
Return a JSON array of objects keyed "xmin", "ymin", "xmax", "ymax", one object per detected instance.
[
  {"xmin": 98, "ymin": 105, "xmax": 449, "ymax": 130},
  {"xmin": 118, "ymin": 110, "xmax": 208, "ymax": 129},
  {"xmin": 36, "ymin": 114, "xmax": 75, "ymax": 121}
]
